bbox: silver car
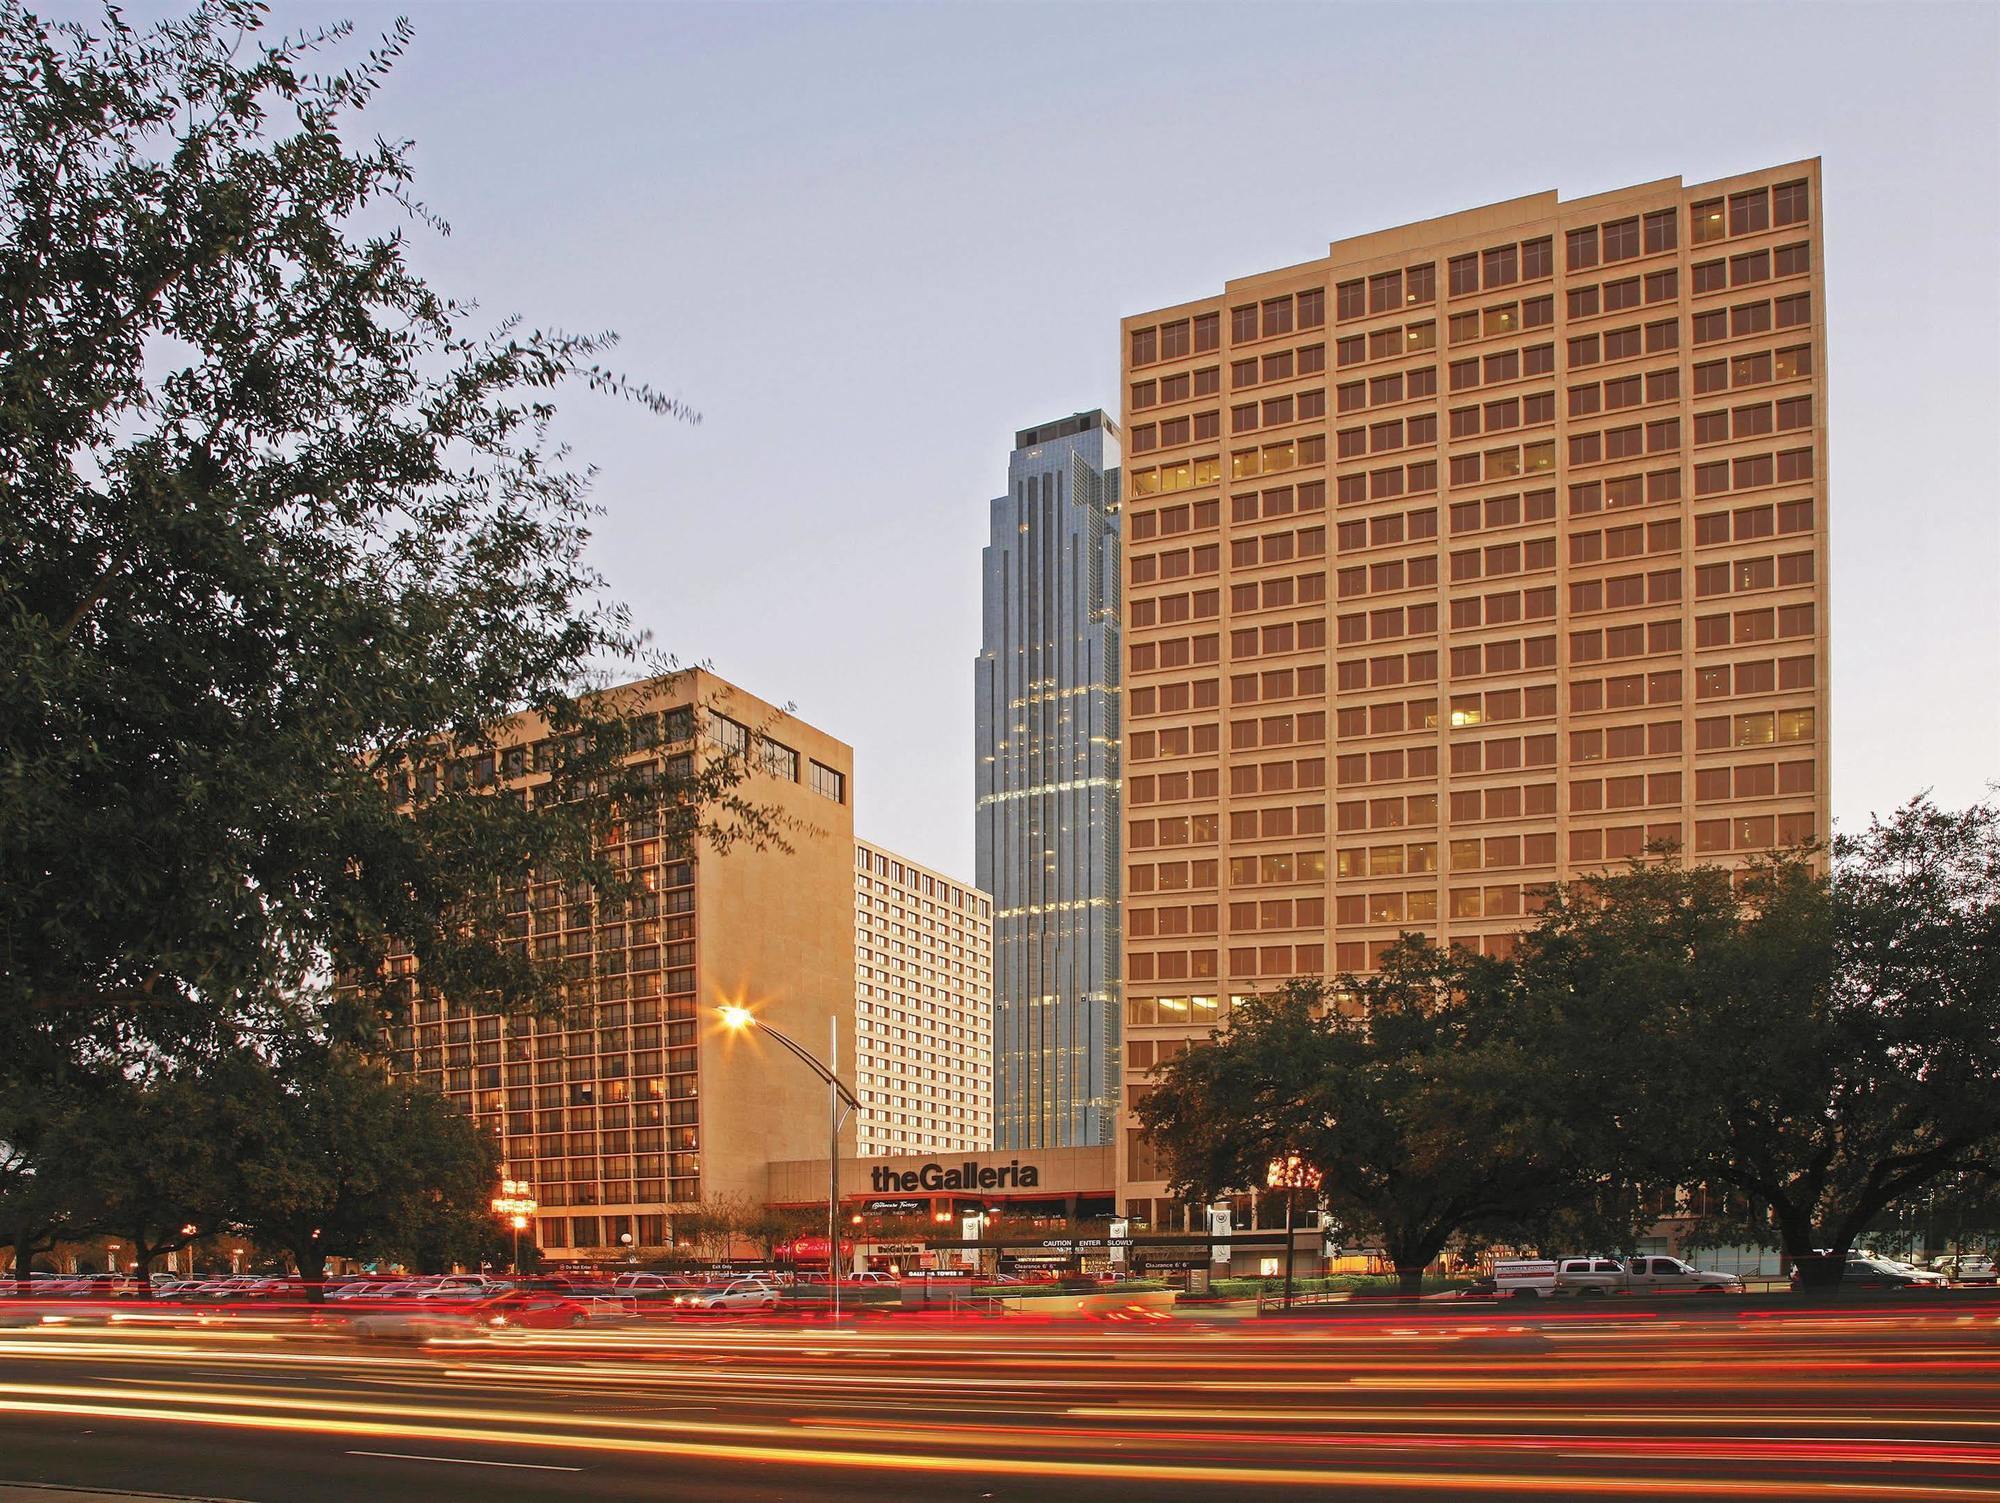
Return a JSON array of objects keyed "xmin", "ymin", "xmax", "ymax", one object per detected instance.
[{"xmin": 679, "ymin": 1278, "xmax": 781, "ymax": 1312}]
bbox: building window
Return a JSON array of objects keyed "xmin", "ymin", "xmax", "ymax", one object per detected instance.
[
  {"xmin": 1692, "ymin": 198, "xmax": 1726, "ymax": 244},
  {"xmin": 1601, "ymin": 217, "xmax": 1640, "ymax": 261},
  {"xmin": 708, "ymin": 714, "xmax": 749, "ymax": 755},
  {"xmin": 758, "ymin": 738, "xmax": 799, "ymax": 782},
  {"xmin": 810, "ymin": 761, "xmax": 846, "ymax": 804},
  {"xmin": 1773, "ymin": 180, "xmax": 1810, "ymax": 227},
  {"xmin": 1566, "ymin": 226, "xmax": 1598, "ymax": 272}
]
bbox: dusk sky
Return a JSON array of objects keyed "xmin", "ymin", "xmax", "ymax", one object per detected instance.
[{"xmin": 248, "ymin": 2, "xmax": 1999, "ymax": 878}]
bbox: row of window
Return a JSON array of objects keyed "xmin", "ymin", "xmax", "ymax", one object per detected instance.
[
  {"xmin": 1231, "ymin": 342, "xmax": 1327, "ymax": 389},
  {"xmin": 1567, "ymin": 319, "xmax": 1681, "ymax": 365},
  {"xmin": 1229, "ymin": 388, "xmax": 1329, "ymax": 433},
  {"xmin": 1445, "ymin": 234, "xmax": 1560, "ymax": 296},
  {"xmin": 1567, "ymin": 367, "xmax": 1682, "ymax": 415},
  {"xmin": 1336, "ymin": 261, "xmax": 1440, "ymax": 319},
  {"xmin": 1690, "ymin": 182, "xmax": 1810, "ymax": 244},
  {"xmin": 1692, "ymin": 293, "xmax": 1812, "ymax": 344},
  {"xmin": 1694, "ymin": 395, "xmax": 1815, "ymax": 443},
  {"xmin": 1568, "ymin": 419, "xmax": 1683, "ymax": 466},
  {"xmin": 1447, "ymin": 297, "xmax": 1556, "ymax": 346},
  {"xmin": 1135, "ymin": 407, "xmax": 1814, "ymax": 526},
  {"xmin": 1130, "ymin": 362, "xmax": 1222, "ymax": 410},
  {"xmin": 1697, "ymin": 343, "xmax": 1813, "ymax": 392},
  {"xmin": 1694, "ymin": 448, "xmax": 1815, "ymax": 495},
  {"xmin": 1446, "ymin": 343, "xmax": 1557, "ymax": 392},
  {"xmin": 1444, "ymin": 392, "xmax": 1558, "ymax": 438}
]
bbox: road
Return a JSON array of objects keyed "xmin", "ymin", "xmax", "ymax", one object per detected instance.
[{"xmin": 0, "ymin": 1297, "xmax": 1997, "ymax": 1500}]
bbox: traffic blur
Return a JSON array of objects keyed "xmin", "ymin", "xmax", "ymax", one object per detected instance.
[{"xmin": 0, "ymin": 1292, "xmax": 1997, "ymax": 1500}]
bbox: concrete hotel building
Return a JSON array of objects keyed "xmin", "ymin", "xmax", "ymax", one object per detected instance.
[
  {"xmin": 1117, "ymin": 163, "xmax": 1830, "ymax": 1227},
  {"xmin": 853, "ymin": 840, "xmax": 995, "ymax": 1156},
  {"xmin": 386, "ymin": 671, "xmax": 857, "ymax": 1258},
  {"xmin": 975, "ymin": 412, "xmax": 1125, "ymax": 1149}
]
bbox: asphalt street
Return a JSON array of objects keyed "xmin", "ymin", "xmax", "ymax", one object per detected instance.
[{"xmin": 0, "ymin": 1297, "xmax": 1996, "ymax": 1500}]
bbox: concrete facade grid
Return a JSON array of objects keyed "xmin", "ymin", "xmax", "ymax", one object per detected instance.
[
  {"xmin": 387, "ymin": 671, "xmax": 858, "ymax": 1257},
  {"xmin": 1116, "ymin": 163, "xmax": 1830, "ymax": 1221},
  {"xmin": 854, "ymin": 840, "xmax": 995, "ymax": 1156}
]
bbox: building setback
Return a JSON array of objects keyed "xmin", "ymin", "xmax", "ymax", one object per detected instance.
[
  {"xmin": 386, "ymin": 670, "xmax": 857, "ymax": 1259},
  {"xmin": 975, "ymin": 411, "xmax": 1124, "ymax": 1150},
  {"xmin": 853, "ymin": 839, "xmax": 994, "ymax": 1156},
  {"xmin": 1117, "ymin": 163, "xmax": 1830, "ymax": 1229}
]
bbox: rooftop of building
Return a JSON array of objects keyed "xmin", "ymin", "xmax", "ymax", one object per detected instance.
[
  {"xmin": 1013, "ymin": 409, "xmax": 1118, "ymax": 452},
  {"xmin": 1123, "ymin": 156, "xmax": 1822, "ymax": 324}
]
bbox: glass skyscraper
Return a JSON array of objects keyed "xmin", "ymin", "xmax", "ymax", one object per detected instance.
[{"xmin": 975, "ymin": 411, "xmax": 1122, "ymax": 1149}]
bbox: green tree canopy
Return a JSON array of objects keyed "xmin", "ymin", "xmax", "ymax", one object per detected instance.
[
  {"xmin": 1520, "ymin": 797, "xmax": 2000, "ymax": 1287},
  {"xmin": 217, "ymin": 1043, "xmax": 498, "ymax": 1291},
  {"xmin": 0, "ymin": 0, "xmax": 773, "ymax": 1081},
  {"xmin": 1138, "ymin": 942, "xmax": 1615, "ymax": 1294}
]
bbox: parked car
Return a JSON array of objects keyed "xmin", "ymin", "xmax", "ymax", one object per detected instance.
[
  {"xmin": 845, "ymin": 1271, "xmax": 900, "ymax": 1287},
  {"xmin": 1558, "ymin": 1255, "xmax": 1743, "ymax": 1296},
  {"xmin": 1791, "ymin": 1254, "xmax": 1933, "ymax": 1290},
  {"xmin": 676, "ymin": 1278, "xmax": 782, "ymax": 1312},
  {"xmin": 1936, "ymin": 1255, "xmax": 1997, "ymax": 1285},
  {"xmin": 345, "ymin": 1287, "xmax": 612, "ymax": 1339},
  {"xmin": 615, "ymin": 1272, "xmax": 708, "ymax": 1304},
  {"xmin": 1877, "ymin": 1258, "xmax": 1949, "ymax": 1288}
]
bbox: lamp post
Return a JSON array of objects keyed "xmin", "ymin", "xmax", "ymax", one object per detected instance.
[
  {"xmin": 1267, "ymin": 1153, "xmax": 1323, "ymax": 1312},
  {"xmin": 491, "ymin": 1178, "xmax": 538, "ymax": 1276},
  {"xmin": 720, "ymin": 1005, "xmax": 859, "ymax": 1321}
]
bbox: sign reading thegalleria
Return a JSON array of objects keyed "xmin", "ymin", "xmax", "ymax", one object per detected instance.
[{"xmin": 869, "ymin": 1159, "xmax": 1041, "ymax": 1193}]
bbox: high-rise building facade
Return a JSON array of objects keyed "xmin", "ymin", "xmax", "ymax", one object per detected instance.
[
  {"xmin": 386, "ymin": 671, "xmax": 858, "ymax": 1259},
  {"xmin": 1117, "ymin": 163, "xmax": 1830, "ymax": 1224},
  {"xmin": 853, "ymin": 840, "xmax": 994, "ymax": 1156},
  {"xmin": 976, "ymin": 411, "xmax": 1124, "ymax": 1149}
]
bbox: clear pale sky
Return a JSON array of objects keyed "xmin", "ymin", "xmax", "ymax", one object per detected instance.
[{"xmin": 177, "ymin": 2, "xmax": 2000, "ymax": 878}]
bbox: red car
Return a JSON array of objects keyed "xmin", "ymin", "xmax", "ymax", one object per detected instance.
[{"xmin": 344, "ymin": 1286, "xmax": 604, "ymax": 1338}]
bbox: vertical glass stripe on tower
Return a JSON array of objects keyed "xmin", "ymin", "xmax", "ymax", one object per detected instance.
[{"xmin": 975, "ymin": 411, "xmax": 1122, "ymax": 1150}]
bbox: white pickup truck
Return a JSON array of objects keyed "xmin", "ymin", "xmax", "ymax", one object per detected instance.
[
  {"xmin": 1490, "ymin": 1259, "xmax": 1560, "ymax": 1298},
  {"xmin": 1556, "ymin": 1255, "xmax": 1743, "ymax": 1295}
]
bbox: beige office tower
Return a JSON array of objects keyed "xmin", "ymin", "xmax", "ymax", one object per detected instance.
[
  {"xmin": 853, "ymin": 841, "xmax": 995, "ymax": 1156},
  {"xmin": 386, "ymin": 670, "xmax": 858, "ymax": 1259},
  {"xmin": 1116, "ymin": 163, "xmax": 1829, "ymax": 1227}
]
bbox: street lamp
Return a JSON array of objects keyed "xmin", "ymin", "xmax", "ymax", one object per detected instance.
[
  {"xmin": 719, "ymin": 1004, "xmax": 859, "ymax": 1321},
  {"xmin": 491, "ymin": 1178, "xmax": 539, "ymax": 1276},
  {"xmin": 1267, "ymin": 1154, "xmax": 1324, "ymax": 1312}
]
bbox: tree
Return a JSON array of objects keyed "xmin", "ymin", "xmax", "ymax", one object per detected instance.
[
  {"xmin": 0, "ymin": 1075, "xmax": 96, "ymax": 1292},
  {"xmin": 71, "ymin": 1074, "xmax": 231, "ymax": 1291},
  {"xmin": 0, "ymin": 1, "xmax": 778, "ymax": 1080},
  {"xmin": 1138, "ymin": 943, "xmax": 1611, "ymax": 1295},
  {"xmin": 216, "ymin": 1044, "xmax": 498, "ymax": 1295},
  {"xmin": 740, "ymin": 1205, "xmax": 821, "ymax": 1263},
  {"xmin": 1518, "ymin": 797, "xmax": 2000, "ymax": 1291},
  {"xmin": 671, "ymin": 1198, "xmax": 746, "ymax": 1264}
]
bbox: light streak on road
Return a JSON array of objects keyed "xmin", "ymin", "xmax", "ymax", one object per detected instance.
[{"xmin": 0, "ymin": 1299, "xmax": 1996, "ymax": 1499}]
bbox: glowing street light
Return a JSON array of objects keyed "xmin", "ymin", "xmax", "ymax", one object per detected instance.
[
  {"xmin": 719, "ymin": 1003, "xmax": 859, "ymax": 1320},
  {"xmin": 492, "ymin": 1177, "xmax": 539, "ymax": 1276}
]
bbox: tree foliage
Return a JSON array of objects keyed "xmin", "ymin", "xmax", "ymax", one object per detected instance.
[
  {"xmin": 1139, "ymin": 797, "xmax": 2000, "ymax": 1293},
  {"xmin": 1523, "ymin": 796, "xmax": 2000, "ymax": 1286},
  {"xmin": 1139, "ymin": 942, "xmax": 1613, "ymax": 1293},
  {"xmin": 217, "ymin": 1043, "xmax": 499, "ymax": 1291},
  {"xmin": 3, "ymin": 1043, "xmax": 498, "ymax": 1292},
  {"xmin": 0, "ymin": 0, "xmax": 773, "ymax": 1077}
]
